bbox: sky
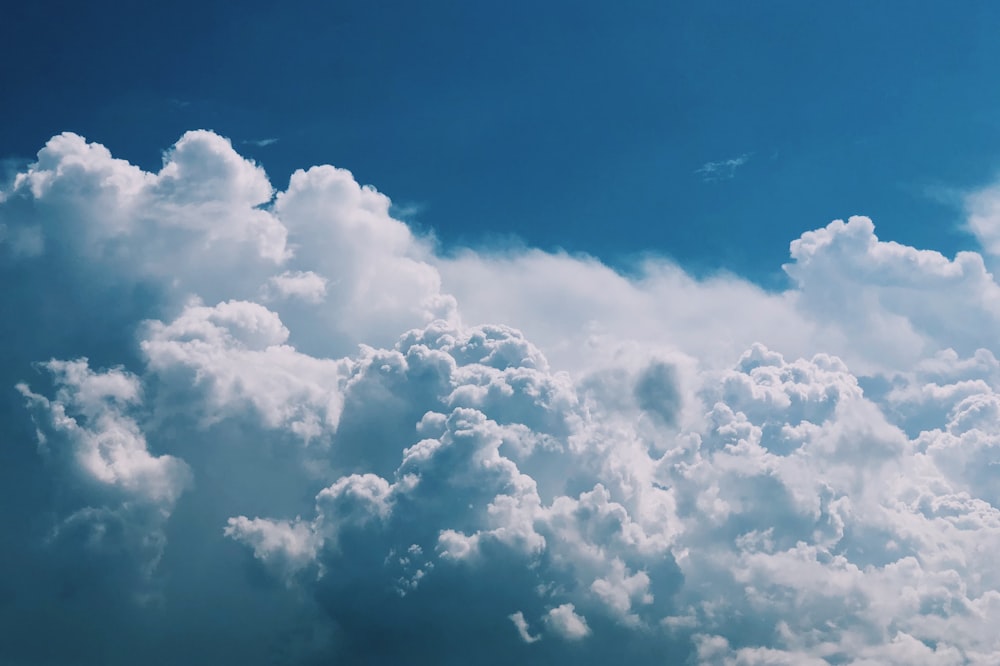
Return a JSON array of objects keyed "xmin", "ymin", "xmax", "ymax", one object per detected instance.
[
  {"xmin": 6, "ymin": 1, "xmax": 1000, "ymax": 281},
  {"xmin": 5, "ymin": 2, "xmax": 1000, "ymax": 665}
]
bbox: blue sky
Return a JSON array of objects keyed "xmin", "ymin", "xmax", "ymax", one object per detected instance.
[
  {"xmin": 6, "ymin": 1, "xmax": 1000, "ymax": 283},
  {"xmin": 8, "ymin": 3, "xmax": 1000, "ymax": 665}
]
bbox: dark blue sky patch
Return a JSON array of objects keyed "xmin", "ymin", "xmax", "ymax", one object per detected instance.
[{"xmin": 4, "ymin": 2, "xmax": 999, "ymax": 284}]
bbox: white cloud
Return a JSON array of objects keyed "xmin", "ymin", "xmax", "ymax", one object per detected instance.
[
  {"xmin": 223, "ymin": 516, "xmax": 318, "ymax": 576},
  {"xmin": 695, "ymin": 153, "xmax": 751, "ymax": 182},
  {"xmin": 8, "ymin": 131, "xmax": 1000, "ymax": 664},
  {"xmin": 508, "ymin": 610, "xmax": 541, "ymax": 643},
  {"xmin": 544, "ymin": 603, "xmax": 591, "ymax": 640},
  {"xmin": 436, "ymin": 247, "xmax": 819, "ymax": 374},
  {"xmin": 966, "ymin": 180, "xmax": 1000, "ymax": 256},
  {"xmin": 271, "ymin": 162, "xmax": 457, "ymax": 348},
  {"xmin": 16, "ymin": 359, "xmax": 191, "ymax": 577},
  {"xmin": 261, "ymin": 270, "xmax": 328, "ymax": 303},
  {"xmin": 17, "ymin": 359, "xmax": 190, "ymax": 507},
  {"xmin": 140, "ymin": 299, "xmax": 351, "ymax": 441},
  {"xmin": 1, "ymin": 131, "xmax": 453, "ymax": 359},
  {"xmin": 784, "ymin": 216, "xmax": 1000, "ymax": 369}
]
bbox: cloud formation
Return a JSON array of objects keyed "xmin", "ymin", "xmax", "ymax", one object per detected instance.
[
  {"xmin": 3, "ymin": 131, "xmax": 1000, "ymax": 664},
  {"xmin": 695, "ymin": 153, "xmax": 751, "ymax": 182}
]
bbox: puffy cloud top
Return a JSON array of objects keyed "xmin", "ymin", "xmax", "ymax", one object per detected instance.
[{"xmin": 4, "ymin": 131, "xmax": 1000, "ymax": 665}]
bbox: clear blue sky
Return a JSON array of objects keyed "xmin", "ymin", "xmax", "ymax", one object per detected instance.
[{"xmin": 5, "ymin": 1, "xmax": 1000, "ymax": 283}]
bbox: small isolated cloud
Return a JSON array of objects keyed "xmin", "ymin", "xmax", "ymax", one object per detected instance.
[
  {"xmin": 695, "ymin": 153, "xmax": 750, "ymax": 182},
  {"xmin": 544, "ymin": 603, "xmax": 591, "ymax": 640},
  {"xmin": 509, "ymin": 611, "xmax": 542, "ymax": 643},
  {"xmin": 244, "ymin": 137, "xmax": 279, "ymax": 147},
  {"xmin": 7, "ymin": 131, "xmax": 1000, "ymax": 665}
]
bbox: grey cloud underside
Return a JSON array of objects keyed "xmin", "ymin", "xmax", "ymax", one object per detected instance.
[{"xmin": 3, "ymin": 131, "xmax": 1000, "ymax": 665}]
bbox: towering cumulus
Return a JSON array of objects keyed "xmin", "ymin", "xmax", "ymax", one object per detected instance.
[{"xmin": 2, "ymin": 132, "xmax": 1000, "ymax": 665}]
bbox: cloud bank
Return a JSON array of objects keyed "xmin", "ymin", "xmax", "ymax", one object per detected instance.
[{"xmin": 3, "ymin": 130, "xmax": 1000, "ymax": 664}]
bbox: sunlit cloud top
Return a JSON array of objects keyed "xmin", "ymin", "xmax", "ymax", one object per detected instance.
[{"xmin": 3, "ymin": 129, "xmax": 1000, "ymax": 664}]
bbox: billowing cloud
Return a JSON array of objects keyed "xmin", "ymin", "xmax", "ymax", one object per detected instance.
[
  {"xmin": 545, "ymin": 603, "xmax": 591, "ymax": 640},
  {"xmin": 261, "ymin": 270, "xmax": 328, "ymax": 303},
  {"xmin": 4, "ymin": 131, "xmax": 1000, "ymax": 664}
]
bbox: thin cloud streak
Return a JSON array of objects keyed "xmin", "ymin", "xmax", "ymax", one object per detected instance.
[{"xmin": 695, "ymin": 153, "xmax": 751, "ymax": 182}]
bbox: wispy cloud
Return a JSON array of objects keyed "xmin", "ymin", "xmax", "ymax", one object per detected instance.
[
  {"xmin": 243, "ymin": 137, "xmax": 279, "ymax": 147},
  {"xmin": 389, "ymin": 201, "xmax": 426, "ymax": 220},
  {"xmin": 695, "ymin": 153, "xmax": 750, "ymax": 182}
]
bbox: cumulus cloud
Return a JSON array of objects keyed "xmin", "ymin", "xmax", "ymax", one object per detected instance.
[
  {"xmin": 17, "ymin": 359, "xmax": 189, "ymax": 507},
  {"xmin": 16, "ymin": 359, "xmax": 191, "ymax": 576},
  {"xmin": 545, "ymin": 603, "xmax": 591, "ymax": 640},
  {"xmin": 5, "ymin": 131, "xmax": 1000, "ymax": 665},
  {"xmin": 261, "ymin": 270, "xmax": 328, "ymax": 303}
]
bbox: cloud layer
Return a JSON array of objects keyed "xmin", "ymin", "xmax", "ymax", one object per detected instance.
[{"xmin": 3, "ymin": 131, "xmax": 1000, "ymax": 664}]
